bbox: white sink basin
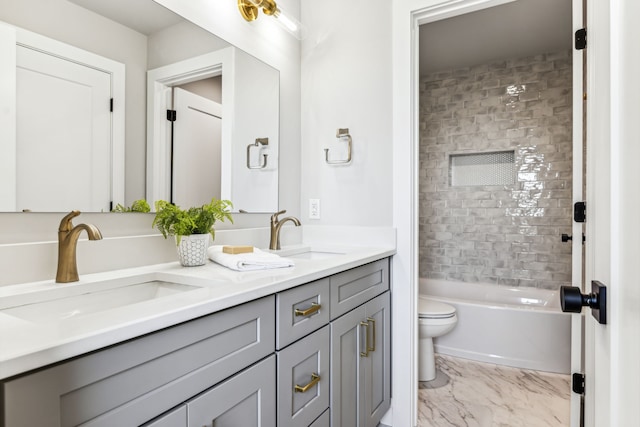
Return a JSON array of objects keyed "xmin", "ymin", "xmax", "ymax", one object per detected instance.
[
  {"xmin": 2, "ymin": 281, "xmax": 201, "ymax": 323},
  {"xmin": 287, "ymin": 251, "xmax": 345, "ymax": 260},
  {"xmin": 272, "ymin": 246, "xmax": 346, "ymax": 260}
]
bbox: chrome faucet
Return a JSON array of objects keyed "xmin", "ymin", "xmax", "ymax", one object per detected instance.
[
  {"xmin": 56, "ymin": 210, "xmax": 103, "ymax": 283},
  {"xmin": 269, "ymin": 210, "xmax": 301, "ymax": 250}
]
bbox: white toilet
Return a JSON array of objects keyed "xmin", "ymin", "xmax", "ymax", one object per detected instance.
[{"xmin": 418, "ymin": 297, "xmax": 458, "ymax": 381}]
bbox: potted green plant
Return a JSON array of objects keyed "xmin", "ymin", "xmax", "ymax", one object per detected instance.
[{"xmin": 153, "ymin": 198, "xmax": 233, "ymax": 266}]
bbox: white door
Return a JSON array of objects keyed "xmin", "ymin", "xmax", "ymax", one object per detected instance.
[
  {"xmin": 15, "ymin": 45, "xmax": 112, "ymax": 212},
  {"xmin": 583, "ymin": 1, "xmax": 640, "ymax": 426},
  {"xmin": 171, "ymin": 87, "xmax": 222, "ymax": 207}
]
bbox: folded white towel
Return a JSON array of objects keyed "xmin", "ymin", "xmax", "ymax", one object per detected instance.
[{"xmin": 207, "ymin": 245, "xmax": 295, "ymax": 271}]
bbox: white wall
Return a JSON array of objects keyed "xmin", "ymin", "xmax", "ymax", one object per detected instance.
[{"xmin": 300, "ymin": 0, "xmax": 393, "ymax": 226}]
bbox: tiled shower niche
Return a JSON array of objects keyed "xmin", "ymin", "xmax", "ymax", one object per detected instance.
[{"xmin": 419, "ymin": 51, "xmax": 573, "ymax": 290}]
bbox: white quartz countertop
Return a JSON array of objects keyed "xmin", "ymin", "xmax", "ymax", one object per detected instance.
[{"xmin": 0, "ymin": 244, "xmax": 395, "ymax": 380}]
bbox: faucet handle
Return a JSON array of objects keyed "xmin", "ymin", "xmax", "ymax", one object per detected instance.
[
  {"xmin": 59, "ymin": 210, "xmax": 81, "ymax": 232},
  {"xmin": 271, "ymin": 210, "xmax": 287, "ymax": 222}
]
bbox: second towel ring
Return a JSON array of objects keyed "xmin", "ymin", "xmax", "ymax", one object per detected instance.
[
  {"xmin": 247, "ymin": 138, "xmax": 269, "ymax": 169},
  {"xmin": 325, "ymin": 128, "xmax": 352, "ymax": 165}
]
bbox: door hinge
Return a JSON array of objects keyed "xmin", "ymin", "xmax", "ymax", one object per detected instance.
[
  {"xmin": 110, "ymin": 98, "xmax": 113, "ymax": 112},
  {"xmin": 575, "ymin": 28, "xmax": 587, "ymax": 50},
  {"xmin": 167, "ymin": 109, "xmax": 177, "ymax": 122},
  {"xmin": 574, "ymin": 201, "xmax": 586, "ymax": 223},
  {"xmin": 572, "ymin": 373, "xmax": 585, "ymax": 394}
]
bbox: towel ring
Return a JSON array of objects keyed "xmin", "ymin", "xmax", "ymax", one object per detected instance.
[
  {"xmin": 324, "ymin": 128, "xmax": 352, "ymax": 165},
  {"xmin": 247, "ymin": 138, "xmax": 269, "ymax": 169}
]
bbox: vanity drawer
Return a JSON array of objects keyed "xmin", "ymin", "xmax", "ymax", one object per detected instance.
[
  {"xmin": 330, "ymin": 258, "xmax": 389, "ymax": 320},
  {"xmin": 277, "ymin": 325, "xmax": 330, "ymax": 427},
  {"xmin": 277, "ymin": 278, "xmax": 330, "ymax": 349},
  {"xmin": 1, "ymin": 296, "xmax": 275, "ymax": 427}
]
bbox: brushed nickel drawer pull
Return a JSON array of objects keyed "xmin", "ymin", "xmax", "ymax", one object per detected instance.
[
  {"xmin": 295, "ymin": 302, "xmax": 321, "ymax": 317},
  {"xmin": 295, "ymin": 373, "xmax": 321, "ymax": 393}
]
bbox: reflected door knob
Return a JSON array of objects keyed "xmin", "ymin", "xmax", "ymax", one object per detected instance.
[{"xmin": 560, "ymin": 281, "xmax": 607, "ymax": 324}]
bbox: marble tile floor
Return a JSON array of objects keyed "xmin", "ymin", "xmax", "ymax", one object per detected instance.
[{"xmin": 418, "ymin": 354, "xmax": 571, "ymax": 427}]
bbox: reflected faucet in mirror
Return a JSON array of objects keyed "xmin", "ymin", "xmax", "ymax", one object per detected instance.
[
  {"xmin": 269, "ymin": 210, "xmax": 301, "ymax": 250},
  {"xmin": 56, "ymin": 211, "xmax": 103, "ymax": 283}
]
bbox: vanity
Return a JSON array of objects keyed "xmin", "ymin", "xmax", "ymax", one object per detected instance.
[{"xmin": 0, "ymin": 247, "xmax": 393, "ymax": 427}]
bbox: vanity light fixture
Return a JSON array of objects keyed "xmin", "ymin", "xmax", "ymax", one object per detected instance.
[{"xmin": 237, "ymin": 0, "xmax": 305, "ymax": 40}]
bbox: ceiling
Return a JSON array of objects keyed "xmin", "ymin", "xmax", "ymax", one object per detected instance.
[
  {"xmin": 68, "ymin": 0, "xmax": 183, "ymax": 35},
  {"xmin": 419, "ymin": 0, "xmax": 572, "ymax": 76}
]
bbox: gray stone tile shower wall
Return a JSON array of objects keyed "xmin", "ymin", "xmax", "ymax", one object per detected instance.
[{"xmin": 419, "ymin": 51, "xmax": 573, "ymax": 290}]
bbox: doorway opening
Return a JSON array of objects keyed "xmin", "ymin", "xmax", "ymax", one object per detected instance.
[{"xmin": 416, "ymin": 0, "xmax": 580, "ymax": 425}]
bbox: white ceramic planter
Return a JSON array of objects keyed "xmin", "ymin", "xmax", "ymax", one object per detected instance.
[{"xmin": 176, "ymin": 234, "xmax": 210, "ymax": 267}]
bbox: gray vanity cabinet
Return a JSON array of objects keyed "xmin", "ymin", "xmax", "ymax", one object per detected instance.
[
  {"xmin": 1, "ymin": 296, "xmax": 275, "ymax": 427},
  {"xmin": 1, "ymin": 256, "xmax": 392, "ymax": 427},
  {"xmin": 330, "ymin": 291, "xmax": 391, "ymax": 427}
]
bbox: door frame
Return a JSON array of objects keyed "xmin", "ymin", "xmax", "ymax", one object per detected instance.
[
  {"xmin": 391, "ymin": 0, "xmax": 582, "ymax": 425},
  {"xmin": 146, "ymin": 48, "xmax": 233, "ymax": 207}
]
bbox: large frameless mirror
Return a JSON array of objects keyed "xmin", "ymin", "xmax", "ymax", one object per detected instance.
[{"xmin": 0, "ymin": 0, "xmax": 279, "ymax": 213}]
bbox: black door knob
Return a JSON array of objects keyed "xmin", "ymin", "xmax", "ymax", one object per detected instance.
[{"xmin": 560, "ymin": 281, "xmax": 607, "ymax": 324}]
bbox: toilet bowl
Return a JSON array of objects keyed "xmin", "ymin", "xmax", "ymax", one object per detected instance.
[{"xmin": 418, "ymin": 296, "xmax": 458, "ymax": 381}]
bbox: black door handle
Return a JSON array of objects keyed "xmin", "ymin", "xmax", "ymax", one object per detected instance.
[{"xmin": 560, "ymin": 281, "xmax": 607, "ymax": 324}]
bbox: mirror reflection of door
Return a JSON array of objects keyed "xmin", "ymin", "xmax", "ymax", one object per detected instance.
[
  {"xmin": 16, "ymin": 45, "xmax": 112, "ymax": 212},
  {"xmin": 170, "ymin": 84, "xmax": 222, "ymax": 207}
]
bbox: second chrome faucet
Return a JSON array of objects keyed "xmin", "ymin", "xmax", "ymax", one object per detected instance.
[{"xmin": 269, "ymin": 210, "xmax": 301, "ymax": 250}]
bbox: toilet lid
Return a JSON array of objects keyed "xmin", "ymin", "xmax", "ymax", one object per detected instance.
[{"xmin": 418, "ymin": 298, "xmax": 456, "ymax": 318}]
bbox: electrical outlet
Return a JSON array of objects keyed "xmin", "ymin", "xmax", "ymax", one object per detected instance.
[{"xmin": 309, "ymin": 199, "xmax": 320, "ymax": 219}]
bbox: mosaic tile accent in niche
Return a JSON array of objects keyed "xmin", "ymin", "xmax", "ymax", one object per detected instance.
[{"xmin": 419, "ymin": 51, "xmax": 573, "ymax": 290}]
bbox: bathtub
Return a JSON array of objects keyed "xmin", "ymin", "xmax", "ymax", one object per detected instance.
[{"xmin": 419, "ymin": 278, "xmax": 571, "ymax": 374}]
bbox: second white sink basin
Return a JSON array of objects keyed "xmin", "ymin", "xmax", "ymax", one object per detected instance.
[
  {"xmin": 287, "ymin": 251, "xmax": 344, "ymax": 260},
  {"xmin": 2, "ymin": 281, "xmax": 201, "ymax": 323},
  {"xmin": 272, "ymin": 246, "xmax": 346, "ymax": 261}
]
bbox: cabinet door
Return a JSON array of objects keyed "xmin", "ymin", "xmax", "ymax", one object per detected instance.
[
  {"xmin": 330, "ymin": 292, "xmax": 391, "ymax": 427},
  {"xmin": 187, "ymin": 355, "xmax": 275, "ymax": 427},
  {"xmin": 362, "ymin": 292, "xmax": 391, "ymax": 427},
  {"xmin": 277, "ymin": 325, "xmax": 330, "ymax": 427},
  {"xmin": 330, "ymin": 304, "xmax": 366, "ymax": 427}
]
